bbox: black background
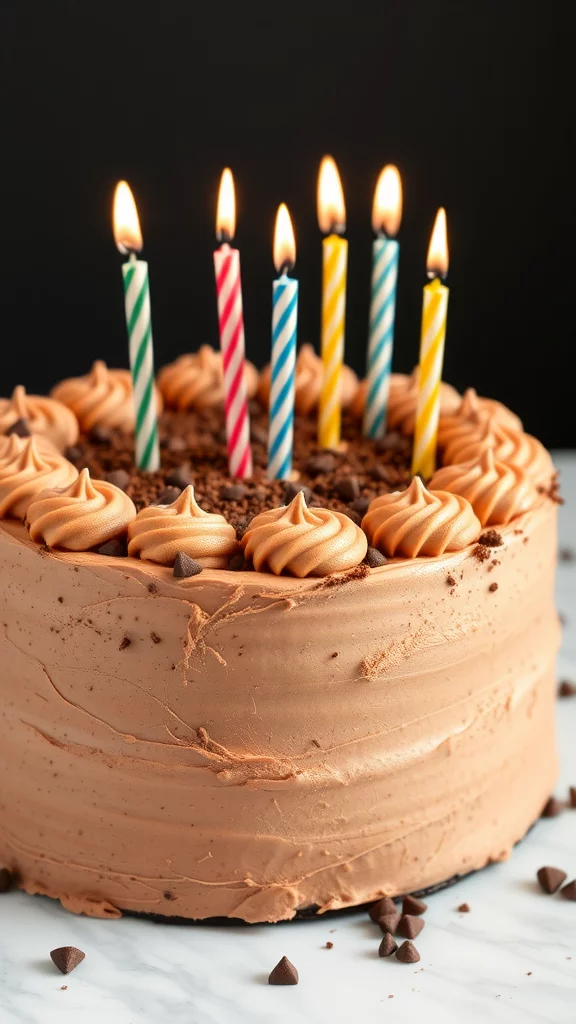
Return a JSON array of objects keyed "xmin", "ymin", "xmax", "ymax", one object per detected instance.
[{"xmin": 1, "ymin": 3, "xmax": 573, "ymax": 446}]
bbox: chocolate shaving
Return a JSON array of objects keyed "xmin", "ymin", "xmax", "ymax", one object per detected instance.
[{"xmin": 268, "ymin": 955, "xmax": 299, "ymax": 985}]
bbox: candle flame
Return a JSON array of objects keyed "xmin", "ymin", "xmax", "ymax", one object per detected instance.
[
  {"xmin": 317, "ymin": 156, "xmax": 346, "ymax": 235},
  {"xmin": 273, "ymin": 204, "xmax": 296, "ymax": 274},
  {"xmin": 216, "ymin": 168, "xmax": 236, "ymax": 242},
  {"xmin": 372, "ymin": 165, "xmax": 402, "ymax": 237},
  {"xmin": 426, "ymin": 207, "xmax": 449, "ymax": 279},
  {"xmin": 113, "ymin": 181, "xmax": 143, "ymax": 255}
]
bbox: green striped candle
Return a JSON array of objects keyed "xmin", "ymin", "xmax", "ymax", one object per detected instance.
[{"xmin": 113, "ymin": 181, "xmax": 160, "ymax": 472}]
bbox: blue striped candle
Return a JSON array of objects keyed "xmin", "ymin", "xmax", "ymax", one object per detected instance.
[
  {"xmin": 268, "ymin": 204, "xmax": 298, "ymax": 480},
  {"xmin": 363, "ymin": 166, "xmax": 402, "ymax": 439}
]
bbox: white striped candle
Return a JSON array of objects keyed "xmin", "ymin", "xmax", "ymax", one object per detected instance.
[{"xmin": 268, "ymin": 204, "xmax": 298, "ymax": 479}]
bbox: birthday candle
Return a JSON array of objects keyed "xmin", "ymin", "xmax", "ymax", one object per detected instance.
[
  {"xmin": 412, "ymin": 208, "xmax": 450, "ymax": 478},
  {"xmin": 267, "ymin": 205, "xmax": 298, "ymax": 480},
  {"xmin": 317, "ymin": 156, "xmax": 348, "ymax": 450}
]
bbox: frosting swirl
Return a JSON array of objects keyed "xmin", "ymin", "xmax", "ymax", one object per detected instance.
[
  {"xmin": 0, "ymin": 435, "xmax": 78, "ymax": 520},
  {"xmin": 127, "ymin": 485, "xmax": 238, "ymax": 567},
  {"xmin": 441, "ymin": 417, "xmax": 554, "ymax": 487},
  {"xmin": 51, "ymin": 360, "xmax": 163, "ymax": 433},
  {"xmin": 438, "ymin": 388, "xmax": 522, "ymax": 452},
  {"xmin": 258, "ymin": 343, "xmax": 359, "ymax": 416},
  {"xmin": 158, "ymin": 346, "xmax": 259, "ymax": 412},
  {"xmin": 26, "ymin": 468, "xmax": 137, "ymax": 551},
  {"xmin": 241, "ymin": 491, "xmax": 367, "ymax": 577},
  {"xmin": 362, "ymin": 476, "xmax": 481, "ymax": 558},
  {"xmin": 0, "ymin": 385, "xmax": 79, "ymax": 452},
  {"xmin": 429, "ymin": 448, "xmax": 538, "ymax": 526},
  {"xmin": 350, "ymin": 370, "xmax": 461, "ymax": 434}
]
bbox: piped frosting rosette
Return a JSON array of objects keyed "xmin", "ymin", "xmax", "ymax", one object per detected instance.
[
  {"xmin": 51, "ymin": 360, "xmax": 163, "ymax": 433},
  {"xmin": 441, "ymin": 417, "xmax": 554, "ymax": 487},
  {"xmin": 0, "ymin": 385, "xmax": 79, "ymax": 452},
  {"xmin": 429, "ymin": 449, "xmax": 538, "ymax": 527},
  {"xmin": 241, "ymin": 491, "xmax": 367, "ymax": 577},
  {"xmin": 362, "ymin": 476, "xmax": 481, "ymax": 558},
  {"xmin": 0, "ymin": 435, "xmax": 78, "ymax": 520},
  {"xmin": 258, "ymin": 343, "xmax": 359, "ymax": 416},
  {"xmin": 127, "ymin": 486, "xmax": 238, "ymax": 567},
  {"xmin": 26, "ymin": 468, "xmax": 137, "ymax": 550},
  {"xmin": 157, "ymin": 346, "xmax": 259, "ymax": 412},
  {"xmin": 437, "ymin": 388, "xmax": 522, "ymax": 452},
  {"xmin": 349, "ymin": 369, "xmax": 461, "ymax": 434}
]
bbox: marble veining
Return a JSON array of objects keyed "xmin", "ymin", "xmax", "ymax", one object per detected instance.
[{"xmin": 0, "ymin": 452, "xmax": 574, "ymax": 1024}]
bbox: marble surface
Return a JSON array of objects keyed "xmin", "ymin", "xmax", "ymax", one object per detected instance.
[{"xmin": 1, "ymin": 453, "xmax": 575, "ymax": 1024}]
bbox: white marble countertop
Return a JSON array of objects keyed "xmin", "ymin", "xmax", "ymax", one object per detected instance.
[{"xmin": 1, "ymin": 453, "xmax": 575, "ymax": 1024}]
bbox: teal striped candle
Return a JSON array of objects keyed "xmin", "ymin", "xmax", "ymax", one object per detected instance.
[{"xmin": 113, "ymin": 182, "xmax": 160, "ymax": 472}]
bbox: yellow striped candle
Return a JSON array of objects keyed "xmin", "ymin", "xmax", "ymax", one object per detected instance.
[
  {"xmin": 412, "ymin": 208, "xmax": 450, "ymax": 479},
  {"xmin": 317, "ymin": 156, "xmax": 348, "ymax": 449}
]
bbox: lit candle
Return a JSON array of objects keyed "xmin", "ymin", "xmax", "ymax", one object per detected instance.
[
  {"xmin": 412, "ymin": 208, "xmax": 450, "ymax": 478},
  {"xmin": 268, "ymin": 204, "xmax": 298, "ymax": 480},
  {"xmin": 364, "ymin": 165, "xmax": 402, "ymax": 439},
  {"xmin": 112, "ymin": 181, "xmax": 160, "ymax": 472},
  {"xmin": 213, "ymin": 169, "xmax": 253, "ymax": 479},
  {"xmin": 317, "ymin": 156, "xmax": 348, "ymax": 449}
]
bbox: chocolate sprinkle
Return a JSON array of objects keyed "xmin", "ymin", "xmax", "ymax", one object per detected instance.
[
  {"xmin": 402, "ymin": 895, "xmax": 428, "ymax": 916},
  {"xmin": 379, "ymin": 912, "xmax": 401, "ymax": 935},
  {"xmin": 0, "ymin": 866, "xmax": 12, "ymax": 892},
  {"xmin": 561, "ymin": 880, "xmax": 576, "ymax": 901},
  {"xmin": 173, "ymin": 552, "xmax": 203, "ymax": 578},
  {"xmin": 364, "ymin": 546, "xmax": 387, "ymax": 568},
  {"xmin": 50, "ymin": 946, "xmax": 85, "ymax": 975},
  {"xmin": 541, "ymin": 796, "xmax": 562, "ymax": 818},
  {"xmin": 395, "ymin": 940, "xmax": 420, "ymax": 964},
  {"xmin": 268, "ymin": 955, "xmax": 299, "ymax": 985},
  {"xmin": 397, "ymin": 914, "xmax": 425, "ymax": 939},
  {"xmin": 378, "ymin": 933, "xmax": 398, "ymax": 957},
  {"xmin": 6, "ymin": 417, "xmax": 31, "ymax": 438},
  {"xmin": 479, "ymin": 529, "xmax": 503, "ymax": 547},
  {"xmin": 537, "ymin": 866, "xmax": 567, "ymax": 894},
  {"xmin": 369, "ymin": 896, "xmax": 397, "ymax": 923},
  {"xmin": 559, "ymin": 680, "xmax": 576, "ymax": 697}
]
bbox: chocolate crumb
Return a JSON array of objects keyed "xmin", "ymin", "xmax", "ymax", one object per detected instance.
[
  {"xmin": 147, "ymin": 583, "xmax": 157, "ymax": 594},
  {"xmin": 335, "ymin": 475, "xmax": 360, "ymax": 502},
  {"xmin": 378, "ymin": 933, "xmax": 398, "ymax": 957},
  {"xmin": 369, "ymin": 896, "xmax": 396, "ymax": 923},
  {"xmin": 537, "ymin": 866, "xmax": 567, "ymax": 894},
  {"xmin": 268, "ymin": 955, "xmax": 299, "ymax": 985},
  {"xmin": 165, "ymin": 465, "xmax": 193, "ymax": 489},
  {"xmin": 559, "ymin": 547, "xmax": 575, "ymax": 562},
  {"xmin": 364, "ymin": 547, "xmax": 387, "ymax": 568},
  {"xmin": 489, "ymin": 582, "xmax": 499, "ymax": 592},
  {"xmin": 350, "ymin": 495, "xmax": 370, "ymax": 516},
  {"xmin": 88, "ymin": 425, "xmax": 112, "ymax": 443},
  {"xmin": 61, "ymin": 985, "xmax": 68, "ymax": 990},
  {"xmin": 283, "ymin": 482, "xmax": 312, "ymax": 505},
  {"xmin": 50, "ymin": 946, "xmax": 85, "ymax": 975},
  {"xmin": 473, "ymin": 544, "xmax": 491, "ymax": 562},
  {"xmin": 379, "ymin": 912, "xmax": 401, "ymax": 935},
  {"xmin": 150, "ymin": 632, "xmax": 161, "ymax": 645},
  {"xmin": 97, "ymin": 537, "xmax": 128, "ymax": 558},
  {"xmin": 57, "ymin": 596, "xmax": 64, "ymax": 603},
  {"xmin": 228, "ymin": 551, "xmax": 250, "ymax": 572},
  {"xmin": 331, "ymin": 652, "xmax": 338, "ymax": 658},
  {"xmin": 569, "ymin": 786, "xmax": 576, "ymax": 808},
  {"xmin": 402, "ymin": 895, "xmax": 427, "ymax": 916},
  {"xmin": 560, "ymin": 880, "xmax": 576, "ymax": 901},
  {"xmin": 163, "ymin": 890, "xmax": 176, "ymax": 900},
  {"xmin": 558, "ymin": 680, "xmax": 576, "ymax": 697},
  {"xmin": 457, "ymin": 903, "xmax": 470, "ymax": 912},
  {"xmin": 6, "ymin": 417, "xmax": 31, "ymax": 438},
  {"xmin": 119, "ymin": 636, "xmax": 131, "ymax": 651},
  {"xmin": 395, "ymin": 940, "xmax": 420, "ymax": 964},
  {"xmin": 0, "ymin": 866, "xmax": 13, "ymax": 892},
  {"xmin": 220, "ymin": 483, "xmax": 247, "ymax": 501},
  {"xmin": 105, "ymin": 468, "xmax": 130, "ymax": 491},
  {"xmin": 173, "ymin": 552, "xmax": 203, "ymax": 578},
  {"xmin": 397, "ymin": 914, "xmax": 425, "ymax": 939},
  {"xmin": 446, "ymin": 575, "xmax": 456, "ymax": 587},
  {"xmin": 306, "ymin": 452, "xmax": 337, "ymax": 475},
  {"xmin": 541, "ymin": 796, "xmax": 562, "ymax": 818},
  {"xmin": 325, "ymin": 941, "xmax": 334, "ymax": 949},
  {"xmin": 479, "ymin": 529, "xmax": 503, "ymax": 547}
]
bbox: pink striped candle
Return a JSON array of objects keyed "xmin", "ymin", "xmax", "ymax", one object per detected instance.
[{"xmin": 213, "ymin": 169, "xmax": 253, "ymax": 479}]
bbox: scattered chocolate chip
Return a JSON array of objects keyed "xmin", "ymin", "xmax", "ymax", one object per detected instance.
[
  {"xmin": 378, "ymin": 912, "xmax": 401, "ymax": 935},
  {"xmin": 479, "ymin": 529, "xmax": 503, "ymax": 547},
  {"xmin": 306, "ymin": 453, "xmax": 337, "ymax": 475},
  {"xmin": 268, "ymin": 955, "xmax": 299, "ymax": 985},
  {"xmin": 220, "ymin": 483, "xmax": 247, "ymax": 501},
  {"xmin": 154, "ymin": 486, "xmax": 182, "ymax": 505},
  {"xmin": 561, "ymin": 880, "xmax": 576, "ymax": 901},
  {"xmin": 537, "ymin": 866, "xmax": 567, "ymax": 894},
  {"xmin": 173, "ymin": 552, "xmax": 203, "ymax": 578},
  {"xmin": 64, "ymin": 445, "xmax": 83, "ymax": 462},
  {"xmin": 395, "ymin": 940, "xmax": 420, "ymax": 964},
  {"xmin": 228, "ymin": 551, "xmax": 251, "ymax": 572},
  {"xmin": 378, "ymin": 933, "xmax": 398, "ymax": 957},
  {"xmin": 446, "ymin": 574, "xmax": 456, "ymax": 586},
  {"xmin": 50, "ymin": 946, "xmax": 85, "ymax": 975},
  {"xmin": 0, "ymin": 867, "xmax": 13, "ymax": 892},
  {"xmin": 368, "ymin": 896, "xmax": 397, "ymax": 923},
  {"xmin": 397, "ymin": 914, "xmax": 425, "ymax": 939},
  {"xmin": 118, "ymin": 636, "xmax": 131, "ymax": 651},
  {"xmin": 541, "ymin": 796, "xmax": 562, "ymax": 818},
  {"xmin": 335, "ymin": 475, "xmax": 360, "ymax": 502},
  {"xmin": 350, "ymin": 496, "xmax": 370, "ymax": 516},
  {"xmin": 457, "ymin": 903, "xmax": 470, "ymax": 912},
  {"xmin": 283, "ymin": 482, "xmax": 312, "ymax": 505},
  {"xmin": 6, "ymin": 417, "xmax": 31, "ymax": 437},
  {"xmin": 165, "ymin": 465, "xmax": 192, "ymax": 489},
  {"xmin": 402, "ymin": 895, "xmax": 427, "ymax": 916},
  {"xmin": 105, "ymin": 468, "xmax": 130, "ymax": 491},
  {"xmin": 569, "ymin": 787, "xmax": 576, "ymax": 808},
  {"xmin": 150, "ymin": 632, "xmax": 161, "ymax": 645},
  {"xmin": 325, "ymin": 941, "xmax": 334, "ymax": 949},
  {"xmin": 88, "ymin": 425, "xmax": 111, "ymax": 444},
  {"xmin": 364, "ymin": 547, "xmax": 387, "ymax": 568},
  {"xmin": 559, "ymin": 680, "xmax": 576, "ymax": 697},
  {"xmin": 96, "ymin": 537, "xmax": 128, "ymax": 558},
  {"xmin": 489, "ymin": 582, "xmax": 499, "ymax": 592},
  {"xmin": 559, "ymin": 548, "xmax": 575, "ymax": 563}
]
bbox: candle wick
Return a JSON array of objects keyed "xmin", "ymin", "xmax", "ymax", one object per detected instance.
[
  {"xmin": 278, "ymin": 260, "xmax": 294, "ymax": 278},
  {"xmin": 129, "ymin": 251, "xmax": 138, "ymax": 265},
  {"xmin": 217, "ymin": 230, "xmax": 232, "ymax": 245}
]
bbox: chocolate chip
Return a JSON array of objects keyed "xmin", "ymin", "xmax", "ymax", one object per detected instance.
[
  {"xmin": 234, "ymin": 516, "xmax": 253, "ymax": 540},
  {"xmin": 541, "ymin": 796, "xmax": 562, "ymax": 818},
  {"xmin": 457, "ymin": 903, "xmax": 470, "ymax": 912},
  {"xmin": 97, "ymin": 537, "xmax": 127, "ymax": 557},
  {"xmin": 402, "ymin": 895, "xmax": 427, "ymax": 916},
  {"xmin": 64, "ymin": 445, "xmax": 83, "ymax": 462},
  {"xmin": 88, "ymin": 425, "xmax": 111, "ymax": 443},
  {"xmin": 374, "ymin": 431, "xmax": 405, "ymax": 453},
  {"xmin": 228, "ymin": 551, "xmax": 249, "ymax": 572},
  {"xmin": 479, "ymin": 529, "xmax": 503, "ymax": 547},
  {"xmin": 378, "ymin": 933, "xmax": 398, "ymax": 957},
  {"xmin": 119, "ymin": 636, "xmax": 131, "ymax": 651},
  {"xmin": 163, "ymin": 890, "xmax": 176, "ymax": 900},
  {"xmin": 368, "ymin": 896, "xmax": 397, "ymax": 923},
  {"xmin": 150, "ymin": 632, "xmax": 161, "ymax": 645},
  {"xmin": 105, "ymin": 469, "xmax": 130, "ymax": 491},
  {"xmin": 559, "ymin": 680, "xmax": 576, "ymax": 697},
  {"xmin": 350, "ymin": 496, "xmax": 370, "ymax": 516},
  {"xmin": 250, "ymin": 424, "xmax": 269, "ymax": 446},
  {"xmin": 569, "ymin": 786, "xmax": 576, "ymax": 808},
  {"xmin": 220, "ymin": 484, "xmax": 247, "ymax": 501},
  {"xmin": 249, "ymin": 399, "xmax": 262, "ymax": 418},
  {"xmin": 559, "ymin": 547, "xmax": 575, "ymax": 562},
  {"xmin": 473, "ymin": 544, "xmax": 491, "ymax": 562},
  {"xmin": 167, "ymin": 435, "xmax": 187, "ymax": 452},
  {"xmin": 397, "ymin": 914, "xmax": 425, "ymax": 939},
  {"xmin": 268, "ymin": 955, "xmax": 299, "ymax": 985},
  {"xmin": 0, "ymin": 867, "xmax": 13, "ymax": 892},
  {"xmin": 173, "ymin": 552, "xmax": 203, "ymax": 578},
  {"xmin": 395, "ymin": 940, "xmax": 420, "ymax": 963},
  {"xmin": 378, "ymin": 912, "xmax": 401, "ymax": 935},
  {"xmin": 306, "ymin": 453, "xmax": 336, "ymax": 475},
  {"xmin": 489, "ymin": 582, "xmax": 499, "ymax": 592},
  {"xmin": 283, "ymin": 482, "xmax": 312, "ymax": 505},
  {"xmin": 325, "ymin": 940, "xmax": 334, "ymax": 949},
  {"xmin": 446, "ymin": 574, "xmax": 456, "ymax": 586},
  {"xmin": 6, "ymin": 417, "xmax": 30, "ymax": 437},
  {"xmin": 165, "ymin": 465, "xmax": 193, "ymax": 489},
  {"xmin": 561, "ymin": 880, "xmax": 576, "ymax": 901},
  {"xmin": 364, "ymin": 547, "xmax": 387, "ymax": 568},
  {"xmin": 372, "ymin": 464, "xmax": 396, "ymax": 485},
  {"xmin": 335, "ymin": 476, "xmax": 360, "ymax": 502},
  {"xmin": 345, "ymin": 508, "xmax": 362, "ymax": 525},
  {"xmin": 50, "ymin": 946, "xmax": 85, "ymax": 975},
  {"xmin": 154, "ymin": 486, "xmax": 182, "ymax": 505},
  {"xmin": 537, "ymin": 866, "xmax": 567, "ymax": 894}
]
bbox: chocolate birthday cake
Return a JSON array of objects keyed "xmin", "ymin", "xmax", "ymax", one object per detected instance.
[{"xmin": 0, "ymin": 348, "xmax": 560, "ymax": 922}]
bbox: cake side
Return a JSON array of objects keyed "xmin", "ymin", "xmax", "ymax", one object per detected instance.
[{"xmin": 0, "ymin": 496, "xmax": 559, "ymax": 922}]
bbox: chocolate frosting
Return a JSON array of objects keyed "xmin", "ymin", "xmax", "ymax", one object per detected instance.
[
  {"xmin": 362, "ymin": 477, "xmax": 481, "ymax": 557},
  {"xmin": 350, "ymin": 370, "xmax": 461, "ymax": 434},
  {"xmin": 127, "ymin": 486, "xmax": 238, "ymax": 567},
  {"xmin": 442, "ymin": 418, "xmax": 554, "ymax": 487},
  {"xmin": 26, "ymin": 469, "xmax": 136, "ymax": 550},
  {"xmin": 0, "ymin": 436, "xmax": 77, "ymax": 520},
  {"xmin": 258, "ymin": 343, "xmax": 359, "ymax": 416},
  {"xmin": 51, "ymin": 360, "xmax": 162, "ymax": 433},
  {"xmin": 158, "ymin": 346, "xmax": 259, "ymax": 411},
  {"xmin": 429, "ymin": 449, "xmax": 538, "ymax": 526},
  {"xmin": 0, "ymin": 385, "xmax": 79, "ymax": 452}
]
